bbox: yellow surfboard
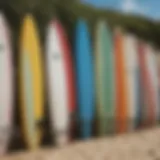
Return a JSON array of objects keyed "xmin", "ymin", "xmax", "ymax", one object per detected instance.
[{"xmin": 19, "ymin": 14, "xmax": 44, "ymax": 149}]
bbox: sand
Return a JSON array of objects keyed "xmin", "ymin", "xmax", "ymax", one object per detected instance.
[{"xmin": 2, "ymin": 127, "xmax": 160, "ymax": 160}]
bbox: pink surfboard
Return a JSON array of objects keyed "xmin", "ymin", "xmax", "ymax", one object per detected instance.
[
  {"xmin": 145, "ymin": 44, "xmax": 159, "ymax": 125},
  {"xmin": 0, "ymin": 13, "xmax": 14, "ymax": 154}
]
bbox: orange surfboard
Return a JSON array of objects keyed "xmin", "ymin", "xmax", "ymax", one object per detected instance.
[{"xmin": 114, "ymin": 28, "xmax": 128, "ymax": 133}]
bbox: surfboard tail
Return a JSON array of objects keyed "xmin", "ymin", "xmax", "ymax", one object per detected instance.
[
  {"xmin": 0, "ymin": 147, "xmax": 6, "ymax": 156},
  {"xmin": 69, "ymin": 112, "xmax": 77, "ymax": 141},
  {"xmin": 55, "ymin": 134, "xmax": 68, "ymax": 147},
  {"xmin": 53, "ymin": 128, "xmax": 69, "ymax": 147},
  {"xmin": 80, "ymin": 120, "xmax": 92, "ymax": 139},
  {"xmin": 96, "ymin": 117, "xmax": 106, "ymax": 136}
]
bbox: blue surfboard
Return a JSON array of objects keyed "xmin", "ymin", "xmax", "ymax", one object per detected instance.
[{"xmin": 75, "ymin": 20, "xmax": 95, "ymax": 139}]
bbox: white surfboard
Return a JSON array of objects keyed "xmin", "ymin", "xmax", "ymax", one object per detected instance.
[
  {"xmin": 0, "ymin": 13, "xmax": 13, "ymax": 154},
  {"xmin": 145, "ymin": 44, "xmax": 159, "ymax": 124},
  {"xmin": 45, "ymin": 20, "xmax": 69, "ymax": 146},
  {"xmin": 123, "ymin": 33, "xmax": 138, "ymax": 131}
]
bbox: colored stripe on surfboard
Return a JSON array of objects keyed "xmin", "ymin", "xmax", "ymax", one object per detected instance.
[{"xmin": 56, "ymin": 22, "xmax": 76, "ymax": 139}]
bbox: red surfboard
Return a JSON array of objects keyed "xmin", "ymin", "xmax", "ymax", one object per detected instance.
[
  {"xmin": 56, "ymin": 21, "xmax": 76, "ymax": 138},
  {"xmin": 138, "ymin": 42, "xmax": 155, "ymax": 127},
  {"xmin": 144, "ymin": 44, "xmax": 157, "ymax": 125}
]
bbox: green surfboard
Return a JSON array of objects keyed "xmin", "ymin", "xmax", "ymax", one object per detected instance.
[{"xmin": 95, "ymin": 21, "xmax": 115, "ymax": 135}]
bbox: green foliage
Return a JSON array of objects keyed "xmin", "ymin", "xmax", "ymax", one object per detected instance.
[{"xmin": 2, "ymin": 0, "xmax": 160, "ymax": 48}]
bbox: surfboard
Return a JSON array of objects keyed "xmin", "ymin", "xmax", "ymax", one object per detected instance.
[
  {"xmin": 137, "ymin": 42, "xmax": 150, "ymax": 126},
  {"xmin": 57, "ymin": 21, "xmax": 76, "ymax": 139},
  {"xmin": 145, "ymin": 44, "xmax": 159, "ymax": 125},
  {"xmin": 45, "ymin": 20, "xmax": 76, "ymax": 146},
  {"xmin": 114, "ymin": 28, "xmax": 128, "ymax": 133},
  {"xmin": 150, "ymin": 47, "xmax": 159, "ymax": 124},
  {"xmin": 19, "ymin": 14, "xmax": 44, "ymax": 149},
  {"xmin": 151, "ymin": 46, "xmax": 159, "ymax": 124},
  {"xmin": 95, "ymin": 21, "xmax": 115, "ymax": 135},
  {"xmin": 155, "ymin": 51, "xmax": 160, "ymax": 123},
  {"xmin": 0, "ymin": 13, "xmax": 14, "ymax": 155},
  {"xmin": 123, "ymin": 33, "xmax": 139, "ymax": 131},
  {"xmin": 75, "ymin": 20, "xmax": 95, "ymax": 139},
  {"xmin": 135, "ymin": 40, "xmax": 143, "ymax": 128}
]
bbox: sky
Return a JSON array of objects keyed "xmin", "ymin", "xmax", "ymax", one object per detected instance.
[{"xmin": 81, "ymin": 0, "xmax": 160, "ymax": 20}]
